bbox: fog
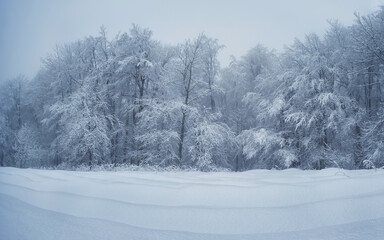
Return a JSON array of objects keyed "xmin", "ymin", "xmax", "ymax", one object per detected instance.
[{"xmin": 0, "ymin": 0, "xmax": 382, "ymax": 81}]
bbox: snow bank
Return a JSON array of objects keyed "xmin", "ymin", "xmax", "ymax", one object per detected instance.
[{"xmin": 1, "ymin": 167, "xmax": 383, "ymax": 239}]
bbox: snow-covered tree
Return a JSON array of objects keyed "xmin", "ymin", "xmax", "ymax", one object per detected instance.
[
  {"xmin": 5, "ymin": 8, "xmax": 384, "ymax": 171},
  {"xmin": 14, "ymin": 124, "xmax": 47, "ymax": 168},
  {"xmin": 0, "ymin": 76, "xmax": 27, "ymax": 166},
  {"xmin": 200, "ymin": 36, "xmax": 224, "ymax": 112},
  {"xmin": 45, "ymin": 78, "xmax": 111, "ymax": 168},
  {"xmin": 281, "ymin": 34, "xmax": 361, "ymax": 169},
  {"xmin": 188, "ymin": 117, "xmax": 237, "ymax": 170},
  {"xmin": 173, "ymin": 35, "xmax": 206, "ymax": 165}
]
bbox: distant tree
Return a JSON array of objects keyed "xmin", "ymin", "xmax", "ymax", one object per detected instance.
[
  {"xmin": 0, "ymin": 76, "xmax": 27, "ymax": 166},
  {"xmin": 200, "ymin": 36, "xmax": 224, "ymax": 112},
  {"xmin": 14, "ymin": 124, "xmax": 47, "ymax": 168}
]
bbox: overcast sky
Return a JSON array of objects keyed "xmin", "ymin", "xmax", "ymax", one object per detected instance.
[{"xmin": 0, "ymin": 0, "xmax": 383, "ymax": 81}]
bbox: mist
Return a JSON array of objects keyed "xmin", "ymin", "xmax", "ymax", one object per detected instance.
[{"xmin": 0, "ymin": 0, "xmax": 381, "ymax": 81}]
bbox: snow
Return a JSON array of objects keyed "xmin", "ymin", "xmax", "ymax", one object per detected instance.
[{"xmin": 1, "ymin": 167, "xmax": 384, "ymax": 239}]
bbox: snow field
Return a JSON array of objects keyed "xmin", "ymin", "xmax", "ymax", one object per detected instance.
[{"xmin": 1, "ymin": 167, "xmax": 384, "ymax": 239}]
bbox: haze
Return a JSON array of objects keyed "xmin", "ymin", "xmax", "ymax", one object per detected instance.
[{"xmin": 0, "ymin": 0, "xmax": 382, "ymax": 81}]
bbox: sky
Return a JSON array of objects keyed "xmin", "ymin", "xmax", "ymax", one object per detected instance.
[{"xmin": 0, "ymin": 0, "xmax": 383, "ymax": 82}]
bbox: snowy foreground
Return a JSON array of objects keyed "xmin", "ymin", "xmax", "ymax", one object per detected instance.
[{"xmin": 1, "ymin": 168, "xmax": 384, "ymax": 240}]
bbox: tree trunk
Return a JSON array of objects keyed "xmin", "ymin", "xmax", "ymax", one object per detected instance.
[
  {"xmin": 354, "ymin": 125, "xmax": 363, "ymax": 168},
  {"xmin": 123, "ymin": 112, "xmax": 130, "ymax": 164},
  {"xmin": 88, "ymin": 149, "xmax": 93, "ymax": 170},
  {"xmin": 367, "ymin": 64, "xmax": 373, "ymax": 118},
  {"xmin": 210, "ymin": 91, "xmax": 215, "ymax": 112},
  {"xmin": 177, "ymin": 110, "xmax": 187, "ymax": 166},
  {"xmin": 0, "ymin": 150, "xmax": 3, "ymax": 166}
]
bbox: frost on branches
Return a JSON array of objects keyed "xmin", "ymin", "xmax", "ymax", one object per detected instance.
[{"xmin": 2, "ymin": 8, "xmax": 384, "ymax": 170}]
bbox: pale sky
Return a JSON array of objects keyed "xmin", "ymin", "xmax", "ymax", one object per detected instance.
[{"xmin": 0, "ymin": 0, "xmax": 383, "ymax": 81}]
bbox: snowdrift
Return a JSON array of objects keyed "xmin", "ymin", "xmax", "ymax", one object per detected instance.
[{"xmin": 1, "ymin": 167, "xmax": 383, "ymax": 239}]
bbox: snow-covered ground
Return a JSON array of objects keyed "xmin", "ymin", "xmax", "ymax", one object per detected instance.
[{"xmin": 0, "ymin": 167, "xmax": 384, "ymax": 239}]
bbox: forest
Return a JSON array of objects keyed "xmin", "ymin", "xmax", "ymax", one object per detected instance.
[{"xmin": 1, "ymin": 8, "xmax": 384, "ymax": 171}]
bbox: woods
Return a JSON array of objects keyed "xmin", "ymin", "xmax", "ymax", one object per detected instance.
[{"xmin": 1, "ymin": 8, "xmax": 384, "ymax": 171}]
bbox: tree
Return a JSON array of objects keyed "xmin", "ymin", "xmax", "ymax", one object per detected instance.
[
  {"xmin": 0, "ymin": 114, "xmax": 11, "ymax": 166},
  {"xmin": 188, "ymin": 117, "xmax": 237, "ymax": 170},
  {"xmin": 175, "ymin": 35, "xmax": 205, "ymax": 166},
  {"xmin": 0, "ymin": 76, "xmax": 27, "ymax": 166},
  {"xmin": 200, "ymin": 36, "xmax": 224, "ymax": 112},
  {"xmin": 44, "ymin": 78, "xmax": 111, "ymax": 168},
  {"xmin": 281, "ymin": 34, "xmax": 360, "ymax": 169},
  {"xmin": 5, "ymin": 8, "xmax": 384, "ymax": 171},
  {"xmin": 362, "ymin": 104, "xmax": 384, "ymax": 168},
  {"xmin": 14, "ymin": 124, "xmax": 47, "ymax": 168},
  {"xmin": 238, "ymin": 128, "xmax": 297, "ymax": 169}
]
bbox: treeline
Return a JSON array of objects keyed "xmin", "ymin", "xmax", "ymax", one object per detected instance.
[{"xmin": 1, "ymin": 8, "xmax": 384, "ymax": 170}]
